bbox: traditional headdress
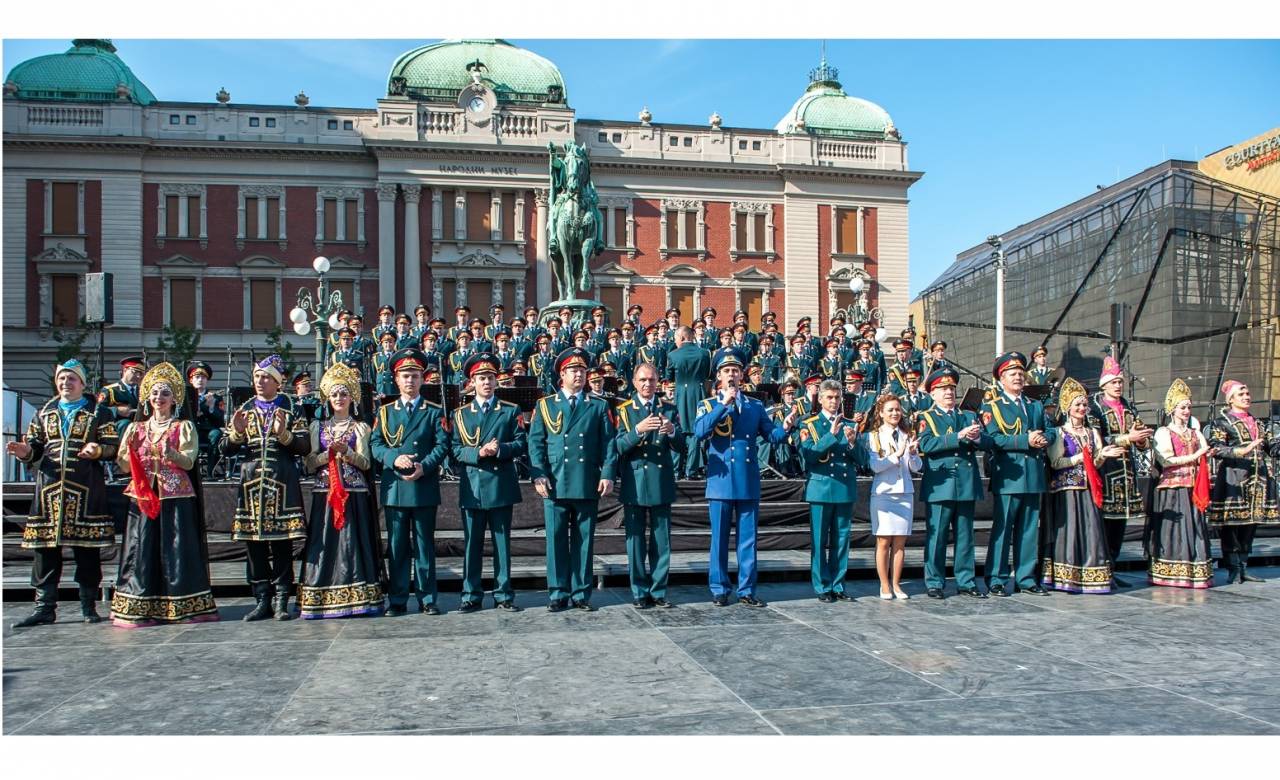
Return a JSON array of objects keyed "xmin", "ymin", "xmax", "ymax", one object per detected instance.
[
  {"xmin": 1220, "ymin": 379, "xmax": 1245, "ymax": 402},
  {"xmin": 1058, "ymin": 377, "xmax": 1086, "ymax": 413},
  {"xmin": 54, "ymin": 358, "xmax": 88, "ymax": 386},
  {"xmin": 140, "ymin": 361, "xmax": 186, "ymax": 409},
  {"xmin": 1164, "ymin": 378, "xmax": 1192, "ymax": 415},
  {"xmin": 254, "ymin": 354, "xmax": 285, "ymax": 385},
  {"xmin": 320, "ymin": 361, "xmax": 362, "ymax": 406},
  {"xmin": 1099, "ymin": 355, "xmax": 1123, "ymax": 386}
]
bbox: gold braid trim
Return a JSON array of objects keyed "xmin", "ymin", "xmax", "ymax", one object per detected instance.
[
  {"xmin": 538, "ymin": 397, "xmax": 564, "ymax": 435},
  {"xmin": 378, "ymin": 404, "xmax": 406, "ymax": 447},
  {"xmin": 988, "ymin": 400, "xmax": 1022, "ymax": 435},
  {"xmin": 455, "ymin": 407, "xmax": 482, "ymax": 447},
  {"xmin": 921, "ymin": 409, "xmax": 940, "ymax": 437}
]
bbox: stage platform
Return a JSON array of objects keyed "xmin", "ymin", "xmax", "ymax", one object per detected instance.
[{"xmin": 5, "ymin": 566, "xmax": 1280, "ymax": 735}]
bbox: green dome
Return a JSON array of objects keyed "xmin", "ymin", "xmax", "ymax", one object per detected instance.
[
  {"xmin": 387, "ymin": 39, "xmax": 566, "ymax": 106},
  {"xmin": 775, "ymin": 58, "xmax": 894, "ymax": 140},
  {"xmin": 4, "ymin": 39, "xmax": 156, "ymax": 105}
]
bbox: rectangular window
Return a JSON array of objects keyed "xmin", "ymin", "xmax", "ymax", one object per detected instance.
[
  {"xmin": 735, "ymin": 215, "xmax": 747, "ymax": 252},
  {"xmin": 327, "ymin": 119, "xmax": 338, "ymax": 130},
  {"xmin": 51, "ymin": 182, "xmax": 78, "ymax": 235},
  {"xmin": 665, "ymin": 210, "xmax": 679, "ymax": 248},
  {"xmin": 169, "ymin": 114, "xmax": 180, "ymax": 125},
  {"xmin": 611, "ymin": 132, "xmax": 622, "ymax": 142},
  {"xmin": 51, "ymin": 274, "xmax": 78, "ymax": 327},
  {"xmin": 598, "ymin": 132, "xmax": 607, "ymax": 142},
  {"xmin": 600, "ymin": 286, "xmax": 624, "ymax": 320},
  {"xmin": 187, "ymin": 196, "xmax": 201, "ymax": 238},
  {"xmin": 165, "ymin": 195, "xmax": 181, "ymax": 237},
  {"xmin": 265, "ymin": 117, "xmax": 276, "ymax": 128},
  {"xmin": 683, "ymin": 211, "xmax": 697, "ymax": 249},
  {"xmin": 265, "ymin": 197, "xmax": 280, "ymax": 239},
  {"xmin": 466, "ymin": 191, "xmax": 490, "ymax": 240},
  {"xmin": 466, "ymin": 279, "xmax": 489, "ymax": 316},
  {"xmin": 343, "ymin": 199, "xmax": 358, "ymax": 240},
  {"xmin": 753, "ymin": 213, "xmax": 767, "ymax": 252},
  {"xmin": 185, "ymin": 115, "xmax": 197, "ymax": 125},
  {"xmin": 501, "ymin": 279, "xmax": 516, "ymax": 315},
  {"xmin": 245, "ymin": 196, "xmax": 259, "ymax": 239},
  {"xmin": 342, "ymin": 120, "xmax": 354, "ymax": 131},
  {"xmin": 249, "ymin": 279, "xmax": 276, "ymax": 331},
  {"xmin": 744, "ymin": 290, "xmax": 764, "ymax": 330},
  {"xmin": 683, "ymin": 137, "xmax": 693, "ymax": 148},
  {"xmin": 837, "ymin": 207, "xmax": 858, "ymax": 254},
  {"xmin": 613, "ymin": 208, "xmax": 627, "ymax": 247},
  {"xmin": 501, "ymin": 192, "xmax": 516, "ymax": 241},
  {"xmin": 669, "ymin": 136, "xmax": 678, "ymax": 147},
  {"xmin": 672, "ymin": 288, "xmax": 695, "ymax": 325},
  {"xmin": 323, "ymin": 199, "xmax": 337, "ymax": 241},
  {"xmin": 441, "ymin": 189, "xmax": 454, "ymax": 238},
  {"xmin": 835, "ymin": 289, "xmax": 855, "ymax": 312},
  {"xmin": 170, "ymin": 278, "xmax": 196, "ymax": 330},
  {"xmin": 738, "ymin": 140, "xmax": 747, "ymax": 150},
  {"xmin": 249, "ymin": 117, "xmax": 260, "ymax": 127},
  {"xmin": 752, "ymin": 140, "xmax": 761, "ymax": 151}
]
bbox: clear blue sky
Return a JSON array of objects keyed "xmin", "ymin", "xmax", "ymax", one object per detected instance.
[{"xmin": 6, "ymin": 38, "xmax": 1278, "ymax": 297}]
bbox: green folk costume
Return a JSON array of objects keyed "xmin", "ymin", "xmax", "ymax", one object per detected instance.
[
  {"xmin": 917, "ymin": 405, "xmax": 991, "ymax": 592},
  {"xmin": 528, "ymin": 390, "xmax": 619, "ymax": 605},
  {"xmin": 614, "ymin": 393, "xmax": 685, "ymax": 601},
  {"xmin": 450, "ymin": 397, "xmax": 527, "ymax": 606}
]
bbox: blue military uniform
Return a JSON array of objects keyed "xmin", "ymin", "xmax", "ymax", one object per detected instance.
[
  {"xmin": 694, "ymin": 349, "xmax": 792, "ymax": 603},
  {"xmin": 799, "ymin": 407, "xmax": 865, "ymax": 598}
]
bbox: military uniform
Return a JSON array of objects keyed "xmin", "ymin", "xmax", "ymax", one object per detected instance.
[
  {"xmin": 982, "ymin": 352, "xmax": 1058, "ymax": 593},
  {"xmin": 798, "ymin": 409, "xmax": 864, "ymax": 598},
  {"xmin": 98, "ymin": 378, "xmax": 141, "ymax": 439},
  {"xmin": 666, "ymin": 341, "xmax": 711, "ymax": 479},
  {"xmin": 528, "ymin": 355, "xmax": 619, "ymax": 608},
  {"xmin": 917, "ymin": 370, "xmax": 991, "ymax": 596},
  {"xmin": 615, "ymin": 391, "xmax": 685, "ymax": 605},
  {"xmin": 370, "ymin": 349, "xmax": 450, "ymax": 613},
  {"xmin": 450, "ymin": 355, "xmax": 526, "ymax": 609}
]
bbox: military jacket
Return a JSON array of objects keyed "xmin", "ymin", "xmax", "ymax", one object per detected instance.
[
  {"xmin": 916, "ymin": 405, "xmax": 990, "ymax": 502},
  {"xmin": 192, "ymin": 390, "xmax": 226, "ymax": 439},
  {"xmin": 981, "ymin": 391, "xmax": 1057, "ymax": 494},
  {"xmin": 667, "ymin": 344, "xmax": 712, "ymax": 434},
  {"xmin": 450, "ymin": 396, "xmax": 526, "ymax": 509},
  {"xmin": 820, "ymin": 356, "xmax": 845, "ymax": 380},
  {"xmin": 798, "ymin": 411, "xmax": 865, "ymax": 504},
  {"xmin": 370, "ymin": 396, "xmax": 449, "ymax": 507},
  {"xmin": 1027, "ymin": 365, "xmax": 1053, "ymax": 385},
  {"xmin": 528, "ymin": 391, "xmax": 619, "ymax": 500},
  {"xmin": 614, "ymin": 393, "xmax": 685, "ymax": 506},
  {"xmin": 372, "ymin": 351, "xmax": 397, "ymax": 398},
  {"xmin": 751, "ymin": 353, "xmax": 781, "ymax": 384},
  {"xmin": 855, "ymin": 358, "xmax": 883, "ymax": 392},
  {"xmin": 885, "ymin": 362, "xmax": 915, "ymax": 396},
  {"xmin": 98, "ymin": 381, "xmax": 140, "ymax": 424},
  {"xmin": 694, "ymin": 394, "xmax": 789, "ymax": 501}
]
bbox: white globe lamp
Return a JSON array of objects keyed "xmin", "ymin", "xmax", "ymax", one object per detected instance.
[
  {"xmin": 875, "ymin": 327, "xmax": 888, "ymax": 343},
  {"xmin": 289, "ymin": 307, "xmax": 308, "ymax": 324},
  {"xmin": 293, "ymin": 320, "xmax": 311, "ymax": 336},
  {"xmin": 848, "ymin": 276, "xmax": 865, "ymax": 295},
  {"xmin": 312, "ymin": 256, "xmax": 331, "ymax": 274}
]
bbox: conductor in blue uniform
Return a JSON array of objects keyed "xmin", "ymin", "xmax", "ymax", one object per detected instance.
[{"xmin": 694, "ymin": 348, "xmax": 800, "ymax": 607}]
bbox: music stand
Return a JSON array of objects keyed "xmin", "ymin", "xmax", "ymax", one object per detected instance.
[
  {"xmin": 753, "ymin": 382, "xmax": 781, "ymax": 403},
  {"xmin": 496, "ymin": 386, "xmax": 544, "ymax": 413},
  {"xmin": 513, "ymin": 376, "xmax": 538, "ymax": 388},
  {"xmin": 420, "ymin": 383, "xmax": 461, "ymax": 410},
  {"xmin": 959, "ymin": 387, "xmax": 984, "ymax": 414},
  {"xmin": 1024, "ymin": 384, "xmax": 1054, "ymax": 402}
]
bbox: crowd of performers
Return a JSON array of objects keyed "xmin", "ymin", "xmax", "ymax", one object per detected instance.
[{"xmin": 7, "ymin": 301, "xmax": 1278, "ymax": 628}]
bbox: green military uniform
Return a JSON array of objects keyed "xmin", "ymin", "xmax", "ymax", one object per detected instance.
[
  {"xmin": 798, "ymin": 410, "xmax": 865, "ymax": 598},
  {"xmin": 902, "ymin": 389, "xmax": 933, "ymax": 422},
  {"xmin": 614, "ymin": 392, "xmax": 685, "ymax": 604},
  {"xmin": 528, "ymin": 379, "xmax": 619, "ymax": 607},
  {"xmin": 450, "ymin": 390, "xmax": 526, "ymax": 608},
  {"xmin": 666, "ymin": 342, "xmax": 711, "ymax": 479},
  {"xmin": 917, "ymin": 399, "xmax": 991, "ymax": 595},
  {"xmin": 372, "ymin": 350, "xmax": 397, "ymax": 398},
  {"xmin": 885, "ymin": 361, "xmax": 914, "ymax": 396},
  {"xmin": 98, "ymin": 379, "xmax": 141, "ymax": 438},
  {"xmin": 370, "ymin": 376, "xmax": 449, "ymax": 612}
]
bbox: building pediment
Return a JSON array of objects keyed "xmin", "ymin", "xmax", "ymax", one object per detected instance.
[
  {"xmin": 32, "ymin": 242, "xmax": 88, "ymax": 264},
  {"xmin": 731, "ymin": 266, "xmax": 776, "ymax": 282},
  {"xmin": 661, "ymin": 264, "xmax": 707, "ymax": 280},
  {"xmin": 592, "ymin": 260, "xmax": 635, "ymax": 278},
  {"xmin": 156, "ymin": 253, "xmax": 207, "ymax": 270},
  {"xmin": 236, "ymin": 254, "xmax": 286, "ymax": 276}
]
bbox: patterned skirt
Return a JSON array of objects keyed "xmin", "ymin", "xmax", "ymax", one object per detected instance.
[
  {"xmin": 1042, "ymin": 489, "xmax": 1113, "ymax": 594},
  {"xmin": 298, "ymin": 489, "xmax": 385, "ymax": 619},
  {"xmin": 1145, "ymin": 487, "xmax": 1214, "ymax": 588},
  {"xmin": 111, "ymin": 496, "xmax": 219, "ymax": 626}
]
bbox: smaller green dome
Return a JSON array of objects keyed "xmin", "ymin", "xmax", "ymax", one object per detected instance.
[
  {"xmin": 775, "ymin": 57, "xmax": 894, "ymax": 140},
  {"xmin": 5, "ymin": 39, "xmax": 156, "ymax": 105},
  {"xmin": 387, "ymin": 39, "xmax": 566, "ymax": 106}
]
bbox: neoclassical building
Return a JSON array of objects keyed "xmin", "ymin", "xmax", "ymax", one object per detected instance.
[{"xmin": 2, "ymin": 38, "xmax": 921, "ymax": 393}]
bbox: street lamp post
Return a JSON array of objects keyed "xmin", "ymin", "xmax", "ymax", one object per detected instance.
[
  {"xmin": 987, "ymin": 234, "xmax": 1006, "ymax": 356},
  {"xmin": 288, "ymin": 256, "xmax": 345, "ymax": 375},
  {"xmin": 834, "ymin": 274, "xmax": 887, "ymax": 345}
]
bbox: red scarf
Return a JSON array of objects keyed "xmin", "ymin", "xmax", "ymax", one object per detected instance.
[
  {"xmin": 129, "ymin": 429, "xmax": 162, "ymax": 520},
  {"xmin": 1080, "ymin": 433, "xmax": 1105, "ymax": 509},
  {"xmin": 1193, "ymin": 453, "xmax": 1211, "ymax": 512},
  {"xmin": 327, "ymin": 445, "xmax": 348, "ymax": 531}
]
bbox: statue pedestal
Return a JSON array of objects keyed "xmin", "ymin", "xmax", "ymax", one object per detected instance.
[{"xmin": 539, "ymin": 298, "xmax": 604, "ymax": 331}]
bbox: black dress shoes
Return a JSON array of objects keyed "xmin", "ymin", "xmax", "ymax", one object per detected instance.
[
  {"xmin": 959, "ymin": 587, "xmax": 987, "ymax": 599},
  {"xmin": 926, "ymin": 587, "xmax": 945, "ymax": 599},
  {"xmin": 80, "ymin": 598, "xmax": 103, "ymax": 624},
  {"xmin": 832, "ymin": 591, "xmax": 853, "ymax": 602},
  {"xmin": 738, "ymin": 595, "xmax": 767, "ymax": 608},
  {"xmin": 817, "ymin": 592, "xmax": 836, "ymax": 603},
  {"xmin": 495, "ymin": 600, "xmax": 520, "ymax": 612},
  {"xmin": 421, "ymin": 602, "xmax": 442, "ymax": 615},
  {"xmin": 712, "ymin": 594, "xmax": 730, "ymax": 607},
  {"xmin": 633, "ymin": 598, "xmax": 651, "ymax": 609},
  {"xmin": 1023, "ymin": 584, "xmax": 1047, "ymax": 594},
  {"xmin": 15, "ymin": 604, "xmax": 56, "ymax": 628},
  {"xmin": 1241, "ymin": 569, "xmax": 1266, "ymax": 583},
  {"xmin": 989, "ymin": 585, "xmax": 1009, "ymax": 597},
  {"xmin": 457, "ymin": 600, "xmax": 481, "ymax": 614},
  {"xmin": 651, "ymin": 598, "xmax": 674, "ymax": 609},
  {"xmin": 384, "ymin": 605, "xmax": 407, "ymax": 617},
  {"xmin": 547, "ymin": 599, "xmax": 569, "ymax": 612},
  {"xmin": 571, "ymin": 600, "xmax": 594, "ymax": 612}
]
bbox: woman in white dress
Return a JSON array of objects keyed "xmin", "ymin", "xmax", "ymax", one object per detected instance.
[{"xmin": 864, "ymin": 394, "xmax": 922, "ymax": 599}]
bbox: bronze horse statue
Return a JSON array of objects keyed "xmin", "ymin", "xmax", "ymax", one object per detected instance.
[{"xmin": 547, "ymin": 141, "xmax": 603, "ymax": 300}]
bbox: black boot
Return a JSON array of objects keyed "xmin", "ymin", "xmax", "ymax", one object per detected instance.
[
  {"xmin": 272, "ymin": 593, "xmax": 292, "ymax": 621},
  {"xmin": 79, "ymin": 589, "xmax": 103, "ymax": 623},
  {"xmin": 243, "ymin": 583, "xmax": 274, "ymax": 622},
  {"xmin": 1240, "ymin": 565, "xmax": 1266, "ymax": 583},
  {"xmin": 15, "ymin": 599, "xmax": 57, "ymax": 628}
]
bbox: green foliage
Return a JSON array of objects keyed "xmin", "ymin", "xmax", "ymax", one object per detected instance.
[
  {"xmin": 49, "ymin": 318, "xmax": 102, "ymax": 388},
  {"xmin": 153, "ymin": 324, "xmax": 202, "ymax": 370},
  {"xmin": 263, "ymin": 326, "xmax": 299, "ymax": 379}
]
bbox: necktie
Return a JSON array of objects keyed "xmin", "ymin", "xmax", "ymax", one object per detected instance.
[
  {"xmin": 569, "ymin": 395, "xmax": 577, "ymax": 412},
  {"xmin": 893, "ymin": 429, "xmax": 901, "ymax": 447},
  {"xmin": 480, "ymin": 401, "xmax": 489, "ymax": 415}
]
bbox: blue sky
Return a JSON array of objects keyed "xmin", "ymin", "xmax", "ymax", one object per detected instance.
[{"xmin": 6, "ymin": 38, "xmax": 1277, "ymax": 297}]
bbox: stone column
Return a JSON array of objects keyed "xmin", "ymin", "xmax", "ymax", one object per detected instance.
[
  {"xmin": 535, "ymin": 189, "xmax": 550, "ymax": 306},
  {"xmin": 376, "ymin": 183, "xmax": 398, "ymax": 308},
  {"xmin": 403, "ymin": 184, "xmax": 422, "ymax": 311}
]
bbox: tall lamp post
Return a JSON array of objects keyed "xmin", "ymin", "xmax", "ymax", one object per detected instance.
[
  {"xmin": 987, "ymin": 234, "xmax": 1006, "ymax": 356},
  {"xmin": 288, "ymin": 256, "xmax": 345, "ymax": 374},
  {"xmin": 835, "ymin": 274, "xmax": 888, "ymax": 345}
]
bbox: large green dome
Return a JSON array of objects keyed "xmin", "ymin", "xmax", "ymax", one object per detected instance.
[
  {"xmin": 387, "ymin": 39, "xmax": 567, "ymax": 106},
  {"xmin": 775, "ymin": 58, "xmax": 894, "ymax": 140},
  {"xmin": 4, "ymin": 39, "xmax": 156, "ymax": 105}
]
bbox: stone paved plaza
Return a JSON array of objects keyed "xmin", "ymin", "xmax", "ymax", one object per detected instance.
[{"xmin": 4, "ymin": 568, "xmax": 1280, "ymax": 736}]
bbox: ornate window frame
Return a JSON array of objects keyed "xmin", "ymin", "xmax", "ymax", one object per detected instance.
[
  {"xmin": 729, "ymin": 266, "xmax": 778, "ymax": 312},
  {"xmin": 592, "ymin": 260, "xmax": 636, "ymax": 310},
  {"xmin": 32, "ymin": 242, "xmax": 90, "ymax": 333},
  {"xmin": 729, "ymin": 200, "xmax": 777, "ymax": 262},
  {"xmin": 829, "ymin": 203, "xmax": 869, "ymax": 260},
  {"xmin": 237, "ymin": 184, "xmax": 288, "ymax": 250},
  {"xmin": 42, "ymin": 179, "xmax": 86, "ymax": 236},
  {"xmin": 314, "ymin": 186, "xmax": 366, "ymax": 251},
  {"xmin": 236, "ymin": 255, "xmax": 285, "ymax": 330},
  {"xmin": 660, "ymin": 263, "xmax": 708, "ymax": 312},
  {"xmin": 156, "ymin": 183, "xmax": 209, "ymax": 249},
  {"xmin": 598, "ymin": 195, "xmax": 636, "ymax": 259},
  {"xmin": 156, "ymin": 254, "xmax": 208, "ymax": 330},
  {"xmin": 429, "ymin": 252, "xmax": 528, "ymax": 316},
  {"xmin": 659, "ymin": 198, "xmax": 705, "ymax": 262}
]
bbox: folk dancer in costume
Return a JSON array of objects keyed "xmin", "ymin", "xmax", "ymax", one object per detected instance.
[
  {"xmin": 100, "ymin": 354, "xmax": 147, "ymax": 439},
  {"xmin": 981, "ymin": 351, "xmax": 1057, "ymax": 596},
  {"xmin": 187, "ymin": 360, "xmax": 225, "ymax": 478},
  {"xmin": 1207, "ymin": 380, "xmax": 1280, "ymax": 583},
  {"xmin": 528, "ymin": 347, "xmax": 619, "ymax": 612},
  {"xmin": 1087, "ymin": 355, "xmax": 1152, "ymax": 587},
  {"xmin": 370, "ymin": 348, "xmax": 449, "ymax": 616},
  {"xmin": 917, "ymin": 366, "xmax": 991, "ymax": 599},
  {"xmin": 298, "ymin": 362, "xmax": 385, "ymax": 619},
  {"xmin": 667, "ymin": 326, "xmax": 712, "ymax": 479},
  {"xmin": 451, "ymin": 353, "xmax": 526, "ymax": 612},
  {"xmin": 1147, "ymin": 379, "xmax": 1215, "ymax": 588},
  {"xmin": 798, "ymin": 379, "xmax": 864, "ymax": 603},
  {"xmin": 112, "ymin": 362, "xmax": 218, "ymax": 627},
  {"xmin": 1042, "ymin": 378, "xmax": 1125, "ymax": 594},
  {"xmin": 865, "ymin": 394, "xmax": 922, "ymax": 600},
  {"xmin": 8, "ymin": 359, "xmax": 119, "ymax": 627},
  {"xmin": 694, "ymin": 348, "xmax": 799, "ymax": 607},
  {"xmin": 615, "ymin": 363, "xmax": 685, "ymax": 609},
  {"xmin": 1027, "ymin": 345, "xmax": 1053, "ymax": 385},
  {"xmin": 221, "ymin": 355, "xmax": 311, "ymax": 621}
]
